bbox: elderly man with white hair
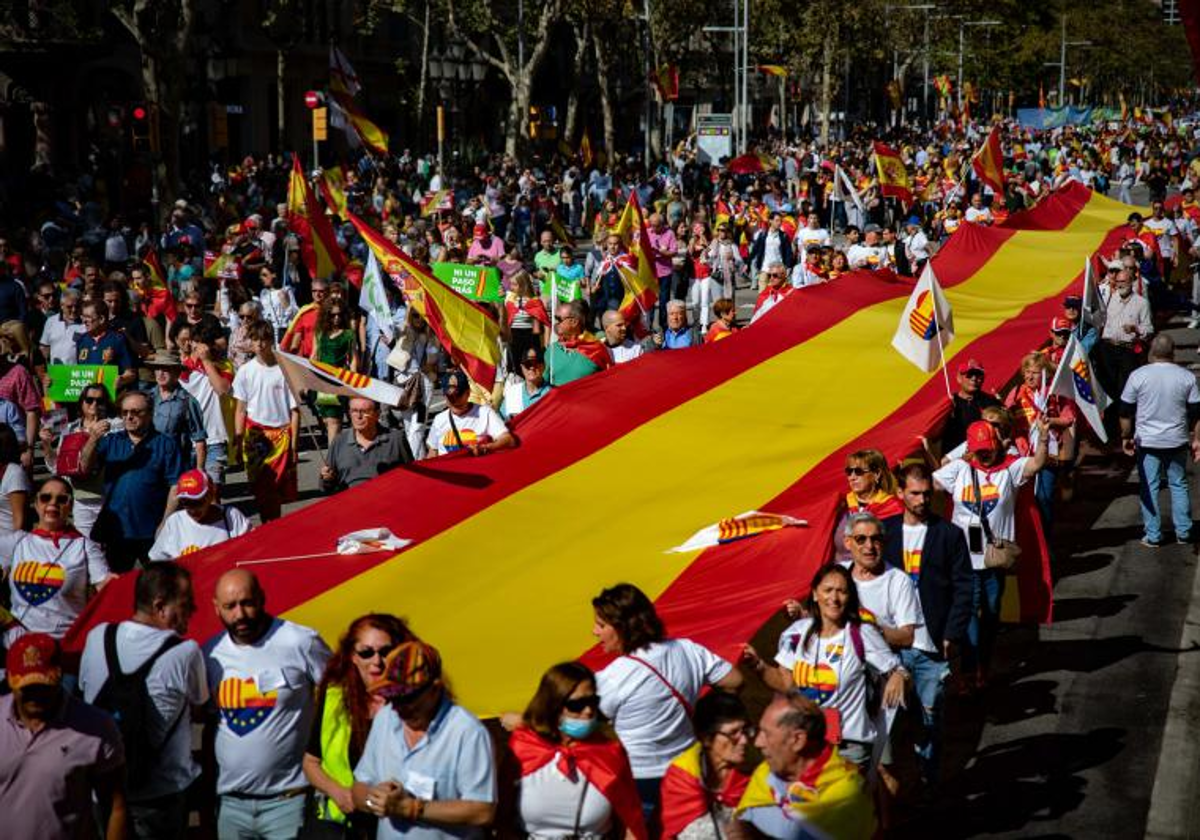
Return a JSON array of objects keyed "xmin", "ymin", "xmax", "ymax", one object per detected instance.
[{"xmin": 653, "ymin": 299, "xmax": 700, "ymax": 350}]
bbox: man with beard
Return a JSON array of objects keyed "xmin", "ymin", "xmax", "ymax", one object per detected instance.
[{"xmin": 203, "ymin": 569, "xmax": 331, "ymax": 839}]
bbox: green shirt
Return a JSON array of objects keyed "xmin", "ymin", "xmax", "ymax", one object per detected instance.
[
  {"xmin": 533, "ymin": 248, "xmax": 561, "ymax": 277},
  {"xmin": 545, "ymin": 341, "xmax": 600, "ymax": 386}
]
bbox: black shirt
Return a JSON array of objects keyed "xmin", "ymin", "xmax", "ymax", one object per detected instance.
[{"xmin": 942, "ymin": 391, "xmax": 1001, "ymax": 451}]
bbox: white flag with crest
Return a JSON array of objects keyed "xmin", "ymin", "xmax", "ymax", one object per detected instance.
[
  {"xmin": 891, "ymin": 263, "xmax": 955, "ymax": 372},
  {"xmin": 1048, "ymin": 332, "xmax": 1109, "ymax": 442}
]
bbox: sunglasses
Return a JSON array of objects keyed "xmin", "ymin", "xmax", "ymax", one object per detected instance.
[
  {"xmin": 122, "ymin": 408, "xmax": 148, "ymax": 416},
  {"xmin": 563, "ymin": 694, "xmax": 601, "ymax": 714},
  {"xmin": 38, "ymin": 492, "xmax": 71, "ymax": 505},
  {"xmin": 851, "ymin": 534, "xmax": 884, "ymax": 545},
  {"xmin": 354, "ymin": 645, "xmax": 394, "ymax": 661},
  {"xmin": 844, "ymin": 467, "xmax": 873, "ymax": 477},
  {"xmin": 82, "ymin": 395, "xmax": 103, "ymax": 405},
  {"xmin": 715, "ymin": 724, "xmax": 756, "ymax": 741}
]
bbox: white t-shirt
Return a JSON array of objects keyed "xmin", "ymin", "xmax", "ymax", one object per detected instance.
[
  {"xmin": 41, "ymin": 313, "xmax": 88, "ymax": 365},
  {"xmin": 231, "ymin": 357, "xmax": 297, "ymax": 428},
  {"xmin": 774, "ymin": 619, "xmax": 898, "ymax": 744},
  {"xmin": 901, "ymin": 522, "xmax": 928, "ymax": 586},
  {"xmin": 1143, "ymin": 216, "xmax": 1179, "ymax": 258},
  {"xmin": 203, "ymin": 618, "xmax": 331, "ymax": 795},
  {"xmin": 1120, "ymin": 362, "xmax": 1200, "ymax": 449},
  {"xmin": 608, "ymin": 340, "xmax": 644, "ymax": 365},
  {"xmin": 0, "ymin": 463, "xmax": 32, "ymax": 536},
  {"xmin": 79, "ymin": 621, "xmax": 209, "ymax": 801},
  {"xmin": 964, "ymin": 206, "xmax": 994, "ymax": 225},
  {"xmin": 180, "ymin": 364, "xmax": 230, "ymax": 446},
  {"xmin": 794, "ymin": 226, "xmax": 831, "ymax": 259},
  {"xmin": 148, "ymin": 505, "xmax": 252, "ymax": 561},
  {"xmin": 850, "ymin": 566, "xmax": 935, "ymax": 654},
  {"xmin": 933, "ymin": 457, "xmax": 1030, "ymax": 571},
  {"xmin": 1, "ymin": 529, "xmax": 110, "ymax": 645},
  {"xmin": 846, "ymin": 244, "xmax": 887, "ymax": 270},
  {"xmin": 596, "ymin": 638, "xmax": 732, "ymax": 778},
  {"xmin": 519, "ymin": 758, "xmax": 615, "ymax": 838},
  {"xmin": 425, "ymin": 404, "xmax": 508, "ymax": 457}
]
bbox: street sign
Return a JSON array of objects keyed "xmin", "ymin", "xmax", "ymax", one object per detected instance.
[
  {"xmin": 304, "ymin": 90, "xmax": 322, "ymax": 109},
  {"xmin": 313, "ymin": 107, "xmax": 328, "ymax": 141},
  {"xmin": 696, "ymin": 114, "xmax": 733, "ymax": 165}
]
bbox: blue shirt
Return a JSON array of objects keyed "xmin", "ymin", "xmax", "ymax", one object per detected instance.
[
  {"xmin": 96, "ymin": 429, "xmax": 184, "ymax": 540},
  {"xmin": 662, "ymin": 326, "xmax": 697, "ymax": 350},
  {"xmin": 76, "ymin": 331, "xmax": 136, "ymax": 372},
  {"xmin": 149, "ymin": 385, "xmax": 207, "ymax": 462},
  {"xmin": 355, "ymin": 695, "xmax": 495, "ymax": 840}
]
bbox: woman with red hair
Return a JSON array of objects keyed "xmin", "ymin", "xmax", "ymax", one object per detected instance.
[{"xmin": 303, "ymin": 613, "xmax": 415, "ymax": 838}]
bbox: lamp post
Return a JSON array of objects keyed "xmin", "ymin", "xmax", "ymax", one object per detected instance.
[
  {"xmin": 1047, "ymin": 13, "xmax": 1092, "ymax": 106},
  {"xmin": 886, "ymin": 4, "xmax": 936, "ymax": 123},
  {"xmin": 957, "ymin": 19, "xmax": 999, "ymax": 113},
  {"xmin": 428, "ymin": 41, "xmax": 487, "ymax": 174}
]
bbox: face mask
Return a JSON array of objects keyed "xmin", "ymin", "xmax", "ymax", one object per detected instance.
[{"xmin": 559, "ymin": 716, "xmax": 599, "ymax": 740}]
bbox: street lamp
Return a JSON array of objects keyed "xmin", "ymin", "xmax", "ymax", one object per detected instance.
[
  {"xmin": 957, "ymin": 19, "xmax": 999, "ymax": 113},
  {"xmin": 1045, "ymin": 13, "xmax": 1092, "ymax": 106},
  {"xmin": 886, "ymin": 4, "xmax": 936, "ymax": 123},
  {"xmin": 429, "ymin": 41, "xmax": 488, "ymax": 173}
]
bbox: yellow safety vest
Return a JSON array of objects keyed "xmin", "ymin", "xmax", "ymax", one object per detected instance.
[{"xmin": 318, "ymin": 684, "xmax": 354, "ymax": 824}]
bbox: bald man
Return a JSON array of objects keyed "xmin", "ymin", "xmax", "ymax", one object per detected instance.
[{"xmin": 203, "ymin": 569, "xmax": 331, "ymax": 838}]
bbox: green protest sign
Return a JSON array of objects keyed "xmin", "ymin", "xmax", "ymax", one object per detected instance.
[
  {"xmin": 545, "ymin": 274, "xmax": 583, "ymax": 303},
  {"xmin": 431, "ymin": 262, "xmax": 503, "ymax": 302},
  {"xmin": 47, "ymin": 365, "xmax": 120, "ymax": 404}
]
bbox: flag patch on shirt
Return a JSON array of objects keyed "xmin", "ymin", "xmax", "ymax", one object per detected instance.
[
  {"xmin": 12, "ymin": 561, "xmax": 65, "ymax": 606},
  {"xmin": 218, "ymin": 677, "xmax": 278, "ymax": 735}
]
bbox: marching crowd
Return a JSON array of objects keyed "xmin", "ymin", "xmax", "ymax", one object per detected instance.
[{"xmin": 4, "ymin": 108, "xmax": 1200, "ymax": 840}]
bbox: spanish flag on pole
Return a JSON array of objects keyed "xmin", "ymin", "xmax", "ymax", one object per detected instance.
[
  {"xmin": 141, "ymin": 248, "xmax": 178, "ymax": 322},
  {"xmin": 347, "ymin": 211, "xmax": 501, "ymax": 390},
  {"xmin": 613, "ymin": 193, "xmax": 660, "ymax": 337},
  {"xmin": 329, "ymin": 92, "xmax": 388, "ymax": 156},
  {"xmin": 319, "ymin": 166, "xmax": 348, "ymax": 218},
  {"xmin": 972, "ymin": 125, "xmax": 1006, "ymax": 195},
  {"xmin": 287, "ymin": 155, "xmax": 348, "ymax": 283},
  {"xmin": 873, "ymin": 141, "xmax": 913, "ymax": 206}
]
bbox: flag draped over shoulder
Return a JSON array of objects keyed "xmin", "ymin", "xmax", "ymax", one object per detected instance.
[
  {"xmin": 873, "ymin": 142, "xmax": 913, "ymax": 205},
  {"xmin": 287, "ymin": 155, "xmax": 348, "ymax": 283},
  {"xmin": 613, "ymin": 194, "xmax": 660, "ymax": 335},
  {"xmin": 972, "ymin": 126, "xmax": 1006, "ymax": 195},
  {"xmin": 1048, "ymin": 333, "xmax": 1109, "ymax": 442},
  {"xmin": 142, "ymin": 248, "xmax": 178, "ymax": 322},
  {"xmin": 891, "ymin": 263, "xmax": 954, "ymax": 372},
  {"xmin": 347, "ymin": 211, "xmax": 501, "ymax": 390},
  {"xmin": 277, "ymin": 349, "xmax": 403, "ymax": 406}
]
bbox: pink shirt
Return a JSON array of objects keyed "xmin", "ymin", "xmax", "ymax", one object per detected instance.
[
  {"xmin": 647, "ymin": 227, "xmax": 677, "ymax": 279},
  {"xmin": 467, "ymin": 236, "xmax": 506, "ymax": 263},
  {"xmin": 0, "ymin": 363, "xmax": 41, "ymax": 413}
]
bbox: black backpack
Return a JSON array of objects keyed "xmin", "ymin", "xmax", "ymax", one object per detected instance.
[{"xmin": 92, "ymin": 622, "xmax": 184, "ymax": 788}]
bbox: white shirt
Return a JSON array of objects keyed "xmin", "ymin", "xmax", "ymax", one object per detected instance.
[
  {"xmin": 203, "ymin": 618, "xmax": 331, "ymax": 795},
  {"xmin": 41, "ymin": 313, "xmax": 87, "ymax": 365},
  {"xmin": 904, "ymin": 230, "xmax": 930, "ymax": 263},
  {"xmin": 850, "ymin": 566, "xmax": 936, "ymax": 654},
  {"xmin": 180, "ymin": 363, "xmax": 230, "ymax": 445},
  {"xmin": 1121, "ymin": 361, "xmax": 1200, "ymax": 449},
  {"xmin": 519, "ymin": 759, "xmax": 615, "ymax": 838},
  {"xmin": 232, "ymin": 357, "xmax": 297, "ymax": 428},
  {"xmin": 1143, "ymin": 216, "xmax": 1179, "ymax": 258},
  {"xmin": 846, "ymin": 244, "xmax": 887, "ymax": 271},
  {"xmin": 901, "ymin": 522, "xmax": 928, "ymax": 585},
  {"xmin": 608, "ymin": 340, "xmax": 644, "ymax": 365},
  {"xmin": 964, "ymin": 206, "xmax": 994, "ymax": 225},
  {"xmin": 1101, "ymin": 291, "xmax": 1152, "ymax": 344},
  {"xmin": 79, "ymin": 621, "xmax": 209, "ymax": 801},
  {"xmin": 148, "ymin": 505, "xmax": 252, "ymax": 561},
  {"xmin": 596, "ymin": 638, "xmax": 732, "ymax": 778},
  {"xmin": 0, "ymin": 529, "xmax": 110, "ymax": 644},
  {"xmin": 933, "ymin": 457, "xmax": 1031, "ymax": 570},
  {"xmin": 774, "ymin": 619, "xmax": 898, "ymax": 744},
  {"xmin": 259, "ymin": 287, "xmax": 298, "ymax": 333},
  {"xmin": 425, "ymin": 403, "xmax": 508, "ymax": 457},
  {"xmin": 0, "ymin": 464, "xmax": 31, "ymax": 536},
  {"xmin": 793, "ymin": 226, "xmax": 831, "ymax": 260}
]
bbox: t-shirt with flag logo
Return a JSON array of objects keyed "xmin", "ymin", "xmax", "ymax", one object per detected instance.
[
  {"xmin": 148, "ymin": 505, "xmax": 252, "ymax": 562},
  {"xmin": 425, "ymin": 403, "xmax": 508, "ymax": 457},
  {"xmin": 0, "ymin": 529, "xmax": 111, "ymax": 646},
  {"xmin": 901, "ymin": 522, "xmax": 927, "ymax": 585},
  {"xmin": 843, "ymin": 564, "xmax": 936, "ymax": 655},
  {"xmin": 774, "ymin": 618, "xmax": 898, "ymax": 745},
  {"xmin": 203, "ymin": 617, "xmax": 331, "ymax": 795},
  {"xmin": 933, "ymin": 457, "xmax": 1030, "ymax": 571}
]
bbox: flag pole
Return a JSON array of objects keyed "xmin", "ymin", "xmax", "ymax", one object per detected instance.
[{"xmin": 929, "ymin": 270, "xmax": 954, "ymax": 402}]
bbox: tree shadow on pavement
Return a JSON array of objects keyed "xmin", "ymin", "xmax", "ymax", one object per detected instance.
[
  {"xmin": 1050, "ymin": 551, "xmax": 1116, "ymax": 583},
  {"xmin": 1005, "ymin": 635, "xmax": 1200, "ymax": 682},
  {"xmin": 1051, "ymin": 593, "xmax": 1138, "ymax": 623},
  {"xmin": 891, "ymin": 728, "xmax": 1127, "ymax": 839}
]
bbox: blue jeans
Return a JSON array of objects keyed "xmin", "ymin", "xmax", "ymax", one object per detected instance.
[
  {"xmin": 634, "ymin": 776, "xmax": 662, "ymax": 835},
  {"xmin": 962, "ymin": 569, "xmax": 1005, "ymax": 675},
  {"xmin": 1035, "ymin": 463, "xmax": 1059, "ymax": 533},
  {"xmin": 205, "ymin": 442, "xmax": 229, "ymax": 488},
  {"xmin": 1137, "ymin": 445, "xmax": 1193, "ymax": 542},
  {"xmin": 217, "ymin": 794, "xmax": 305, "ymax": 840},
  {"xmin": 900, "ymin": 648, "xmax": 950, "ymax": 783}
]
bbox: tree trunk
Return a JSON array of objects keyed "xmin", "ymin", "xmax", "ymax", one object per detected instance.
[
  {"xmin": 563, "ymin": 22, "xmax": 590, "ymax": 147},
  {"xmin": 276, "ymin": 50, "xmax": 286, "ymax": 147},
  {"xmin": 819, "ymin": 25, "xmax": 836, "ymax": 148},
  {"xmin": 417, "ymin": 1, "xmax": 430, "ymax": 123},
  {"xmin": 506, "ymin": 76, "xmax": 532, "ymax": 159},
  {"xmin": 592, "ymin": 31, "xmax": 616, "ymax": 171}
]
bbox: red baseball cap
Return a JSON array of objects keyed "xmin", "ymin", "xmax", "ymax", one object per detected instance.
[
  {"xmin": 966, "ymin": 420, "xmax": 999, "ymax": 454},
  {"xmin": 176, "ymin": 469, "xmax": 210, "ymax": 502},
  {"xmin": 473, "ymin": 224, "xmax": 487, "ymax": 238},
  {"xmin": 957, "ymin": 358, "xmax": 985, "ymax": 376},
  {"xmin": 6, "ymin": 633, "xmax": 62, "ymax": 690},
  {"xmin": 1050, "ymin": 316, "xmax": 1072, "ymax": 333}
]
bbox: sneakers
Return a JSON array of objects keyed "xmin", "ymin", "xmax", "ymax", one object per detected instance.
[
  {"xmin": 1188, "ymin": 317, "xmax": 1200, "ymax": 330},
  {"xmin": 1141, "ymin": 537, "xmax": 1162, "ymax": 548}
]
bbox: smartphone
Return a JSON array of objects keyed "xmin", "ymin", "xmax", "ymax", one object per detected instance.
[{"xmin": 968, "ymin": 525, "xmax": 984, "ymax": 554}]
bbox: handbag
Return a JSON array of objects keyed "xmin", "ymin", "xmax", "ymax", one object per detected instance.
[
  {"xmin": 970, "ymin": 465, "xmax": 1022, "ymax": 571},
  {"xmin": 395, "ymin": 374, "xmax": 423, "ymax": 411},
  {"xmin": 55, "ymin": 431, "xmax": 92, "ymax": 479}
]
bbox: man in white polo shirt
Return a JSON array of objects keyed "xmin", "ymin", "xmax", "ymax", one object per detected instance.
[
  {"xmin": 204, "ymin": 569, "xmax": 331, "ymax": 839},
  {"xmin": 80, "ymin": 562, "xmax": 207, "ymax": 839}
]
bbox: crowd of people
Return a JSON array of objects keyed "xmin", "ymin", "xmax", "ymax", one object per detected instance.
[{"xmin": 3, "ymin": 107, "xmax": 1200, "ymax": 839}]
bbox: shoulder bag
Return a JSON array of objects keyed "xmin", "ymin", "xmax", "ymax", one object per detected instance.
[{"xmin": 970, "ymin": 465, "xmax": 1022, "ymax": 571}]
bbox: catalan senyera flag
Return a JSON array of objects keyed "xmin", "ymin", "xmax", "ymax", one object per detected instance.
[
  {"xmin": 68, "ymin": 184, "xmax": 1135, "ymax": 717},
  {"xmin": 1048, "ymin": 332, "xmax": 1109, "ymax": 443},
  {"xmin": 347, "ymin": 211, "xmax": 500, "ymax": 390},
  {"xmin": 141, "ymin": 248, "xmax": 178, "ymax": 322},
  {"xmin": 276, "ymin": 349, "xmax": 403, "ymax": 407},
  {"xmin": 613, "ymin": 193, "xmax": 660, "ymax": 336},
  {"xmin": 330, "ymin": 92, "xmax": 388, "ymax": 156},
  {"xmin": 972, "ymin": 125, "xmax": 1006, "ymax": 195},
  {"xmin": 287, "ymin": 155, "xmax": 348, "ymax": 282},
  {"xmin": 892, "ymin": 263, "xmax": 954, "ymax": 373},
  {"xmin": 319, "ymin": 166, "xmax": 348, "ymax": 218},
  {"xmin": 873, "ymin": 141, "xmax": 913, "ymax": 205}
]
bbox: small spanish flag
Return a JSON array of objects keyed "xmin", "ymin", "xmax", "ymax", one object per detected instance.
[
  {"xmin": 971, "ymin": 125, "xmax": 1006, "ymax": 195},
  {"xmin": 873, "ymin": 141, "xmax": 913, "ymax": 205}
]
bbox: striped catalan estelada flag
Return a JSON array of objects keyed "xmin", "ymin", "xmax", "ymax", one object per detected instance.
[{"xmin": 275, "ymin": 349, "xmax": 403, "ymax": 407}]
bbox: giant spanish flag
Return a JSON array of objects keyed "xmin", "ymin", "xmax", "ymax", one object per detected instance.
[
  {"xmin": 67, "ymin": 184, "xmax": 1133, "ymax": 718},
  {"xmin": 287, "ymin": 155, "xmax": 347, "ymax": 282},
  {"xmin": 873, "ymin": 141, "xmax": 913, "ymax": 205},
  {"xmin": 347, "ymin": 211, "xmax": 501, "ymax": 390},
  {"xmin": 972, "ymin": 125, "xmax": 1006, "ymax": 195}
]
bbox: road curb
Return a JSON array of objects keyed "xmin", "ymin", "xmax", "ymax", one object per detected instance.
[{"xmin": 1145, "ymin": 543, "xmax": 1200, "ymax": 839}]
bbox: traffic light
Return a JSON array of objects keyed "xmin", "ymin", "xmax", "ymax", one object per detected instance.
[{"xmin": 131, "ymin": 103, "xmax": 151, "ymax": 152}]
